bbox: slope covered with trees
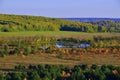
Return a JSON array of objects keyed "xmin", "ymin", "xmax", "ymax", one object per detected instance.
[
  {"xmin": 0, "ymin": 14, "xmax": 120, "ymax": 32},
  {"xmin": 90, "ymin": 21, "xmax": 120, "ymax": 32}
]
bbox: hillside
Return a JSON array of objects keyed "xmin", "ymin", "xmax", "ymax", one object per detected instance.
[{"xmin": 0, "ymin": 14, "xmax": 120, "ymax": 32}]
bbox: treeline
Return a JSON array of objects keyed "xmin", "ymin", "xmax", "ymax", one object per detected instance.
[
  {"xmin": 0, "ymin": 14, "xmax": 120, "ymax": 32},
  {"xmin": 89, "ymin": 21, "xmax": 120, "ymax": 32},
  {"xmin": 0, "ymin": 64, "xmax": 120, "ymax": 80}
]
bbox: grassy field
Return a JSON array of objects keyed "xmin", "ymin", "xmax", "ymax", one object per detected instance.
[
  {"xmin": 0, "ymin": 31, "xmax": 84, "ymax": 36},
  {"xmin": 0, "ymin": 31, "xmax": 120, "ymax": 39},
  {"xmin": 0, "ymin": 53, "xmax": 120, "ymax": 69},
  {"xmin": 0, "ymin": 31, "xmax": 120, "ymax": 70}
]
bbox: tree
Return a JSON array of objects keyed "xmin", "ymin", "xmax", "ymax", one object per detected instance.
[
  {"xmin": 0, "ymin": 72, "xmax": 4, "ymax": 80},
  {"xmin": 21, "ymin": 72, "xmax": 28, "ymax": 80},
  {"xmin": 105, "ymin": 71, "xmax": 117, "ymax": 80},
  {"xmin": 109, "ymin": 27, "xmax": 116, "ymax": 32},
  {"xmin": 100, "ymin": 26, "xmax": 107, "ymax": 32},
  {"xmin": 27, "ymin": 71, "xmax": 40, "ymax": 80},
  {"xmin": 24, "ymin": 46, "xmax": 31, "ymax": 55},
  {"xmin": 4, "ymin": 44, "xmax": 9, "ymax": 55},
  {"xmin": 84, "ymin": 71, "xmax": 93, "ymax": 80},
  {"xmin": 92, "ymin": 70, "xmax": 105, "ymax": 80},
  {"xmin": 80, "ymin": 64, "xmax": 88, "ymax": 71},
  {"xmin": 15, "ymin": 65, "xmax": 26, "ymax": 71},
  {"xmin": 71, "ymin": 71, "xmax": 85, "ymax": 80},
  {"xmin": 13, "ymin": 48, "xmax": 19, "ymax": 54},
  {"xmin": 5, "ymin": 72, "xmax": 22, "ymax": 80},
  {"xmin": 0, "ymin": 51, "xmax": 4, "ymax": 57},
  {"xmin": 91, "ymin": 64, "xmax": 99, "ymax": 70},
  {"xmin": 1, "ymin": 26, "xmax": 9, "ymax": 32}
]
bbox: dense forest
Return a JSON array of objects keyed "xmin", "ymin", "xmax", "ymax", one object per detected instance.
[
  {"xmin": 0, "ymin": 64, "xmax": 120, "ymax": 80},
  {"xmin": 0, "ymin": 14, "xmax": 120, "ymax": 32}
]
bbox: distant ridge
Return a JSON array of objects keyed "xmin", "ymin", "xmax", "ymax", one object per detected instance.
[{"xmin": 62, "ymin": 18, "xmax": 120, "ymax": 22}]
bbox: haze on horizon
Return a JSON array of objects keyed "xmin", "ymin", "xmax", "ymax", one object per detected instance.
[{"xmin": 0, "ymin": 0, "xmax": 120, "ymax": 18}]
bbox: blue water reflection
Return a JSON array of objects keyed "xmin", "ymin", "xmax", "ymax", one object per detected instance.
[{"xmin": 56, "ymin": 42, "xmax": 90, "ymax": 48}]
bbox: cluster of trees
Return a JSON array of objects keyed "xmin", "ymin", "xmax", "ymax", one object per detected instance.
[
  {"xmin": 0, "ymin": 14, "xmax": 120, "ymax": 32},
  {"xmin": 90, "ymin": 21, "xmax": 120, "ymax": 32},
  {"xmin": 92, "ymin": 36, "xmax": 120, "ymax": 48},
  {"xmin": 0, "ymin": 64, "xmax": 120, "ymax": 80}
]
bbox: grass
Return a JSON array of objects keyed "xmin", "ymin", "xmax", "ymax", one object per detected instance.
[
  {"xmin": 0, "ymin": 31, "xmax": 81, "ymax": 36},
  {"xmin": 0, "ymin": 31, "xmax": 120, "ymax": 69},
  {"xmin": 0, "ymin": 54, "xmax": 79, "ymax": 69},
  {"xmin": 0, "ymin": 53, "xmax": 120, "ymax": 69},
  {"xmin": 0, "ymin": 31, "xmax": 120, "ymax": 39}
]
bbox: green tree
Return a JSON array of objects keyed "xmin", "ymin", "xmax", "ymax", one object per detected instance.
[
  {"xmin": 71, "ymin": 71, "xmax": 85, "ymax": 80},
  {"xmin": 109, "ymin": 27, "xmax": 116, "ymax": 32},
  {"xmin": 0, "ymin": 51, "xmax": 4, "ymax": 57},
  {"xmin": 80, "ymin": 64, "xmax": 88, "ymax": 71},
  {"xmin": 15, "ymin": 65, "xmax": 26, "ymax": 71},
  {"xmin": 92, "ymin": 70, "xmax": 105, "ymax": 80},
  {"xmin": 0, "ymin": 72, "xmax": 4, "ymax": 80},
  {"xmin": 23, "ymin": 46, "xmax": 31, "ymax": 55},
  {"xmin": 91, "ymin": 64, "xmax": 99, "ymax": 70},
  {"xmin": 27, "ymin": 71, "xmax": 41, "ymax": 80},
  {"xmin": 5, "ymin": 72, "xmax": 22, "ymax": 80},
  {"xmin": 101, "ymin": 26, "xmax": 107, "ymax": 32},
  {"xmin": 4, "ymin": 44, "xmax": 9, "ymax": 55}
]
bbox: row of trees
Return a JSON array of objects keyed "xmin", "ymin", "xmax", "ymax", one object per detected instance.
[
  {"xmin": 0, "ymin": 14, "xmax": 120, "ymax": 32},
  {"xmin": 0, "ymin": 64, "xmax": 120, "ymax": 80},
  {"xmin": 90, "ymin": 20, "xmax": 120, "ymax": 32}
]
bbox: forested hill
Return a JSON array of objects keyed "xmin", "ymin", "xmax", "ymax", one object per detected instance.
[
  {"xmin": 0, "ymin": 14, "xmax": 120, "ymax": 32},
  {"xmin": 62, "ymin": 18, "xmax": 120, "ymax": 22}
]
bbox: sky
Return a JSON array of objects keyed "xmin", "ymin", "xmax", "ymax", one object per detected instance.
[{"xmin": 0, "ymin": 0, "xmax": 120, "ymax": 18}]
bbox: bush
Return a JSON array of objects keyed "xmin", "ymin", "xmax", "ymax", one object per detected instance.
[
  {"xmin": 57, "ymin": 53, "xmax": 64, "ymax": 59},
  {"xmin": 15, "ymin": 65, "xmax": 26, "ymax": 71},
  {"xmin": 3, "ymin": 44, "xmax": 9, "ymax": 55},
  {"xmin": 0, "ymin": 51, "xmax": 5, "ymax": 57},
  {"xmin": 23, "ymin": 46, "xmax": 31, "ymax": 55}
]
